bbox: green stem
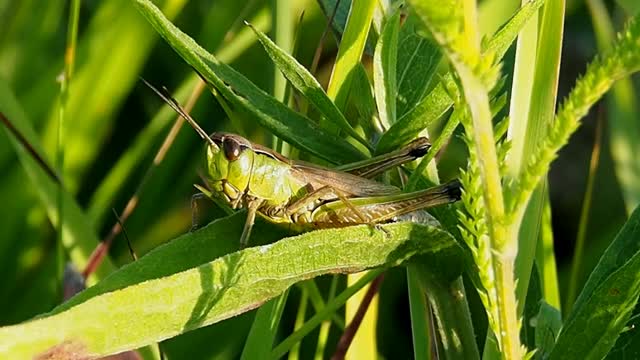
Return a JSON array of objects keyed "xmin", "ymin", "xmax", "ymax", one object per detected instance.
[
  {"xmin": 57, "ymin": 0, "xmax": 81, "ymax": 293},
  {"xmin": 566, "ymin": 118, "xmax": 601, "ymax": 312}
]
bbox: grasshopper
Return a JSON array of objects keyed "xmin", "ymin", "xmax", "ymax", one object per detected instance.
[{"xmin": 144, "ymin": 80, "xmax": 461, "ymax": 247}]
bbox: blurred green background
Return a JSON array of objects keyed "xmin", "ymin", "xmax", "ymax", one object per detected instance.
[{"xmin": 0, "ymin": 0, "xmax": 636, "ymax": 358}]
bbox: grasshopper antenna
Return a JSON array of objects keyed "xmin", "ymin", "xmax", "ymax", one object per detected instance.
[{"xmin": 140, "ymin": 78, "xmax": 216, "ymax": 146}]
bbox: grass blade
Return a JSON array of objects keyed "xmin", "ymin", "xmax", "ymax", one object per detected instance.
[{"xmin": 373, "ymin": 8, "xmax": 400, "ymax": 130}]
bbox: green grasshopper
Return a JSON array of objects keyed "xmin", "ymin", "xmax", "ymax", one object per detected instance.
[{"xmin": 145, "ymin": 81, "xmax": 461, "ymax": 247}]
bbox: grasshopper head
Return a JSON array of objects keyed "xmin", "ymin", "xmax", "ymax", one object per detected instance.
[{"xmin": 206, "ymin": 132, "xmax": 254, "ymax": 202}]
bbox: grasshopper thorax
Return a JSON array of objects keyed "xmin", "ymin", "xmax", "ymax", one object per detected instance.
[{"xmin": 206, "ymin": 132, "xmax": 255, "ymax": 205}]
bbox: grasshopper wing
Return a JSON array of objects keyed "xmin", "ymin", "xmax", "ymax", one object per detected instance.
[{"xmin": 291, "ymin": 162, "xmax": 400, "ymax": 197}]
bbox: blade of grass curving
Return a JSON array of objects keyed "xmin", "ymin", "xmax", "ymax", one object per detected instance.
[
  {"xmin": 376, "ymin": 0, "xmax": 544, "ymax": 154},
  {"xmin": 0, "ymin": 83, "xmax": 114, "ymax": 282},
  {"xmin": 132, "ymin": 0, "xmax": 366, "ymax": 163},
  {"xmin": 549, "ymin": 205, "xmax": 640, "ymax": 359},
  {"xmin": 0, "ymin": 219, "xmax": 462, "ymax": 359},
  {"xmin": 587, "ymin": 0, "xmax": 640, "ymax": 215},
  {"xmin": 247, "ymin": 22, "xmax": 371, "ymax": 150},
  {"xmin": 373, "ymin": 8, "xmax": 400, "ymax": 130}
]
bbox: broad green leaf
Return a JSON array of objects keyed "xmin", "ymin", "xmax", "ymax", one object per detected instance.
[
  {"xmin": 247, "ymin": 23, "xmax": 370, "ymax": 150},
  {"xmin": 376, "ymin": 0, "xmax": 545, "ymax": 154},
  {"xmin": 0, "ymin": 215, "xmax": 461, "ymax": 359},
  {"xmin": 535, "ymin": 301, "xmax": 562, "ymax": 359},
  {"xmin": 550, "ymin": 205, "xmax": 640, "ymax": 359},
  {"xmin": 374, "ymin": 9, "xmax": 400, "ymax": 130},
  {"xmin": 605, "ymin": 312, "xmax": 640, "ymax": 360},
  {"xmin": 395, "ymin": 12, "xmax": 442, "ymax": 119},
  {"xmin": 132, "ymin": 0, "xmax": 366, "ymax": 164},
  {"xmin": 0, "ymin": 82, "xmax": 114, "ymax": 281}
]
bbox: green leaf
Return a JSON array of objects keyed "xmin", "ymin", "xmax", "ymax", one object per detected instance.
[
  {"xmin": 132, "ymin": 0, "xmax": 366, "ymax": 164},
  {"xmin": 317, "ymin": 0, "xmax": 377, "ymax": 56},
  {"xmin": 376, "ymin": 0, "xmax": 545, "ymax": 154},
  {"xmin": 325, "ymin": 0, "xmax": 376, "ymax": 113},
  {"xmin": 521, "ymin": 264, "xmax": 542, "ymax": 350},
  {"xmin": 373, "ymin": 9, "xmax": 400, "ymax": 129},
  {"xmin": 535, "ymin": 301, "xmax": 562, "ymax": 359},
  {"xmin": 549, "ymin": 205, "xmax": 640, "ymax": 359},
  {"xmin": 605, "ymin": 312, "xmax": 640, "ymax": 360},
  {"xmin": 395, "ymin": 12, "xmax": 442, "ymax": 119},
  {"xmin": 0, "ymin": 215, "xmax": 461, "ymax": 359},
  {"xmin": 247, "ymin": 22, "xmax": 371, "ymax": 150}
]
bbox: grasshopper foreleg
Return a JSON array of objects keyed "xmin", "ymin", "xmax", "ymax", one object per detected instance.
[
  {"xmin": 240, "ymin": 198, "xmax": 263, "ymax": 249},
  {"xmin": 191, "ymin": 192, "xmax": 208, "ymax": 231}
]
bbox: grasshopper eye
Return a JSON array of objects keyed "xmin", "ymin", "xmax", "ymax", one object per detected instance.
[{"xmin": 223, "ymin": 137, "xmax": 243, "ymax": 161}]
